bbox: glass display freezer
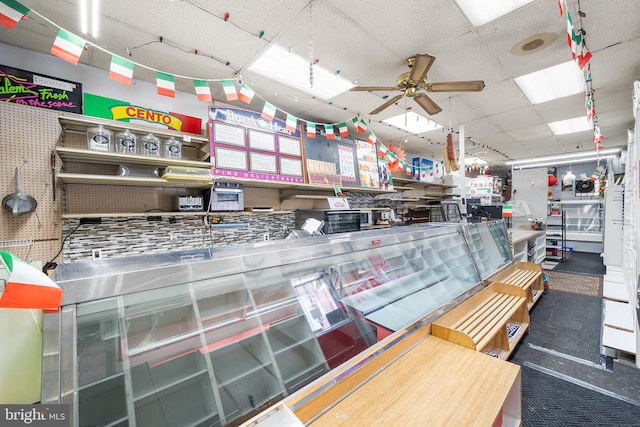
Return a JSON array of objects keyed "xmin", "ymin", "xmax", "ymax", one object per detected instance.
[{"xmin": 42, "ymin": 220, "xmax": 512, "ymax": 426}]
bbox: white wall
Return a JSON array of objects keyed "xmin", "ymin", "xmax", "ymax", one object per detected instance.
[
  {"xmin": 1, "ymin": 42, "xmax": 211, "ymax": 133},
  {"xmin": 511, "ymin": 167, "xmax": 548, "ymax": 221}
]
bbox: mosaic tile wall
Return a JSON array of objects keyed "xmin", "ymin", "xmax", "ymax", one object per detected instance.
[{"xmin": 62, "ymin": 212, "xmax": 296, "ymax": 262}]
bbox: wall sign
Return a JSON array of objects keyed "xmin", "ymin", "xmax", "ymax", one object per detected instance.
[
  {"xmin": 84, "ymin": 93, "xmax": 202, "ymax": 134},
  {"xmin": 210, "ymin": 106, "xmax": 304, "ymax": 183},
  {"xmin": 0, "ymin": 64, "xmax": 82, "ymax": 113}
]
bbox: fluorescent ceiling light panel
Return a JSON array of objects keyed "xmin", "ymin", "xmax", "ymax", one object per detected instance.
[
  {"xmin": 383, "ymin": 112, "xmax": 443, "ymax": 134},
  {"xmin": 506, "ymin": 148, "xmax": 621, "ymax": 165},
  {"xmin": 548, "ymin": 116, "xmax": 592, "ymax": 135},
  {"xmin": 514, "ymin": 61, "xmax": 585, "ymax": 104},
  {"xmin": 249, "ymin": 45, "xmax": 353, "ymax": 99},
  {"xmin": 513, "ymin": 155, "xmax": 616, "ymax": 169},
  {"xmin": 454, "ymin": 0, "xmax": 535, "ymax": 27}
]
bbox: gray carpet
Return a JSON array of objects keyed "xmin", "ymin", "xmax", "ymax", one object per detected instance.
[
  {"xmin": 510, "ymin": 289, "xmax": 640, "ymax": 426},
  {"xmin": 552, "ymin": 251, "xmax": 606, "ymax": 276}
]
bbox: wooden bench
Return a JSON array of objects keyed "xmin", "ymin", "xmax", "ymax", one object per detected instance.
[
  {"xmin": 431, "ymin": 283, "xmax": 529, "ymax": 360},
  {"xmin": 488, "ymin": 261, "xmax": 543, "ymax": 310}
]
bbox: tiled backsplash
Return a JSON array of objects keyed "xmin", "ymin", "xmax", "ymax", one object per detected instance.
[{"xmin": 62, "ymin": 212, "xmax": 296, "ymax": 262}]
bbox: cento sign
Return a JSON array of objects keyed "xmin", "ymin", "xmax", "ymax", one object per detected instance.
[{"xmin": 110, "ymin": 105, "xmax": 184, "ymax": 131}]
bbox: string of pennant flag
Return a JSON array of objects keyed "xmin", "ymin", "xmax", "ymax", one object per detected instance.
[
  {"xmin": 557, "ymin": 0, "xmax": 604, "ymax": 155},
  {"xmin": 1, "ymin": 0, "xmax": 508, "ymax": 172}
]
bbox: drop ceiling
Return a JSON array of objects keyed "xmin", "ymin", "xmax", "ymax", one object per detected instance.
[{"xmin": 1, "ymin": 0, "xmax": 639, "ymax": 171}]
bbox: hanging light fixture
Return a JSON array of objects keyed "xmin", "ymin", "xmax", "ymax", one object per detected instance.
[{"xmin": 562, "ymin": 170, "xmax": 576, "ymax": 185}]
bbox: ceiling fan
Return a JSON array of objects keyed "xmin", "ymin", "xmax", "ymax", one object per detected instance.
[{"xmin": 350, "ymin": 54, "xmax": 485, "ymax": 115}]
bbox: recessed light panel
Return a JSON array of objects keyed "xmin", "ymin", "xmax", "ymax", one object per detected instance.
[
  {"xmin": 454, "ymin": 0, "xmax": 535, "ymax": 27},
  {"xmin": 548, "ymin": 116, "xmax": 591, "ymax": 135},
  {"xmin": 514, "ymin": 61, "xmax": 585, "ymax": 104},
  {"xmin": 383, "ymin": 112, "xmax": 443, "ymax": 134},
  {"xmin": 248, "ymin": 45, "xmax": 353, "ymax": 99}
]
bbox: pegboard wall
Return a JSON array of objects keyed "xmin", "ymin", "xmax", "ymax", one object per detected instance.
[{"xmin": 0, "ymin": 103, "xmax": 62, "ymax": 264}]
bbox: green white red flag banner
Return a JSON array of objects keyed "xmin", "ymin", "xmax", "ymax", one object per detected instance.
[
  {"xmin": 0, "ymin": 0, "xmax": 28, "ymax": 29},
  {"xmin": 50, "ymin": 28, "xmax": 85, "ymax": 65},
  {"xmin": 109, "ymin": 55, "xmax": 134, "ymax": 86}
]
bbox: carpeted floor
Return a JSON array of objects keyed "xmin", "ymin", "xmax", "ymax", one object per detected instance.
[
  {"xmin": 545, "ymin": 270, "xmax": 603, "ymax": 297},
  {"xmin": 552, "ymin": 251, "xmax": 606, "ymax": 276},
  {"xmin": 510, "ymin": 278, "xmax": 640, "ymax": 426}
]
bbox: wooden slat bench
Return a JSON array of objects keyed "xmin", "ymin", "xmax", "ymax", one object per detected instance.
[
  {"xmin": 488, "ymin": 261, "xmax": 543, "ymax": 310},
  {"xmin": 431, "ymin": 283, "xmax": 529, "ymax": 360}
]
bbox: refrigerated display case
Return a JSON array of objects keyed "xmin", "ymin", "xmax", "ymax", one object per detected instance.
[
  {"xmin": 43, "ymin": 221, "xmax": 512, "ymax": 426},
  {"xmin": 464, "ymin": 220, "xmax": 513, "ymax": 279}
]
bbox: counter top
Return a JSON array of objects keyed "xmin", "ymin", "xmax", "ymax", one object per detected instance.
[
  {"xmin": 511, "ymin": 228, "xmax": 545, "ymax": 244},
  {"xmin": 243, "ymin": 334, "xmax": 521, "ymax": 427}
]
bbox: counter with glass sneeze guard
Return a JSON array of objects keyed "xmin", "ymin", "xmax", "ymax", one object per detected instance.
[{"xmin": 42, "ymin": 220, "xmax": 513, "ymax": 427}]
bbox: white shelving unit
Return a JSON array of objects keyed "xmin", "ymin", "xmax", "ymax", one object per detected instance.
[{"xmin": 546, "ymin": 200, "xmax": 604, "ymax": 254}]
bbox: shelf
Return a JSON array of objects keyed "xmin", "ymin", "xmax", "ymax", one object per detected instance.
[
  {"xmin": 133, "ymin": 369, "xmax": 208, "ymax": 403},
  {"xmin": 375, "ymin": 197, "xmax": 421, "ymax": 202},
  {"xmin": 391, "ymin": 177, "xmax": 457, "ymax": 189},
  {"xmin": 56, "ymin": 147, "xmax": 211, "ymax": 170},
  {"xmin": 61, "ymin": 211, "xmax": 292, "ymax": 219},
  {"xmin": 59, "ymin": 114, "xmax": 208, "ymax": 148},
  {"xmin": 57, "ymin": 173, "xmax": 213, "ymax": 187},
  {"xmin": 392, "ymin": 186, "xmax": 415, "ymax": 190},
  {"xmin": 281, "ymin": 194, "xmax": 335, "ymax": 200}
]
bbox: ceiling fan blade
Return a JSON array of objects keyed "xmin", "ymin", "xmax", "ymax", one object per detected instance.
[
  {"xmin": 369, "ymin": 94, "xmax": 404, "ymax": 115},
  {"xmin": 409, "ymin": 54, "xmax": 435, "ymax": 83},
  {"xmin": 350, "ymin": 86, "xmax": 398, "ymax": 92},
  {"xmin": 414, "ymin": 93, "xmax": 442, "ymax": 115},
  {"xmin": 427, "ymin": 81, "xmax": 485, "ymax": 92}
]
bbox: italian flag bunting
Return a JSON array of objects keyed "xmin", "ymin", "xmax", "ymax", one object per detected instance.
[
  {"xmin": 585, "ymin": 92, "xmax": 595, "ymax": 121},
  {"xmin": 378, "ymin": 143, "xmax": 387, "ymax": 158},
  {"xmin": 50, "ymin": 28, "xmax": 85, "ymax": 65},
  {"xmin": 156, "ymin": 71, "xmax": 175, "ymax": 97},
  {"xmin": 221, "ymin": 80, "xmax": 238, "ymax": 101},
  {"xmin": 324, "ymin": 124, "xmax": 334, "ymax": 139},
  {"xmin": 307, "ymin": 123, "xmax": 316, "ymax": 139},
  {"xmin": 238, "ymin": 84, "xmax": 255, "ymax": 104},
  {"xmin": 593, "ymin": 122, "xmax": 603, "ymax": 143},
  {"xmin": 285, "ymin": 114, "xmax": 298, "ymax": 133},
  {"xmin": 109, "ymin": 55, "xmax": 134, "ymax": 85},
  {"xmin": 352, "ymin": 116, "xmax": 367, "ymax": 133},
  {"xmin": 0, "ymin": 251, "xmax": 62, "ymax": 311},
  {"xmin": 367, "ymin": 131, "xmax": 377, "ymax": 145},
  {"xmin": 0, "ymin": 0, "xmax": 29, "ymax": 29},
  {"xmin": 406, "ymin": 163, "xmax": 412, "ymax": 176},
  {"xmin": 193, "ymin": 79, "xmax": 212, "ymax": 102},
  {"xmin": 338, "ymin": 122, "xmax": 348, "ymax": 137},
  {"xmin": 261, "ymin": 102, "xmax": 276, "ymax": 121},
  {"xmin": 566, "ymin": 12, "xmax": 591, "ymax": 70}
]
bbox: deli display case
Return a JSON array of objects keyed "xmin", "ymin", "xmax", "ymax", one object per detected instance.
[{"xmin": 43, "ymin": 221, "xmax": 513, "ymax": 427}]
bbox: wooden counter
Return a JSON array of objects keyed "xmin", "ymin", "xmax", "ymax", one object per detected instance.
[{"xmin": 242, "ymin": 334, "xmax": 521, "ymax": 427}]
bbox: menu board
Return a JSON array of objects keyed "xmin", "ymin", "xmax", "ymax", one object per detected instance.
[
  {"xmin": 355, "ymin": 140, "xmax": 380, "ymax": 188},
  {"xmin": 210, "ymin": 106, "xmax": 304, "ymax": 183},
  {"xmin": 304, "ymin": 131, "xmax": 360, "ymax": 187}
]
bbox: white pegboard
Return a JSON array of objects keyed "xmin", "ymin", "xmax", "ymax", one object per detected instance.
[{"xmin": 0, "ymin": 103, "xmax": 62, "ymax": 264}]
